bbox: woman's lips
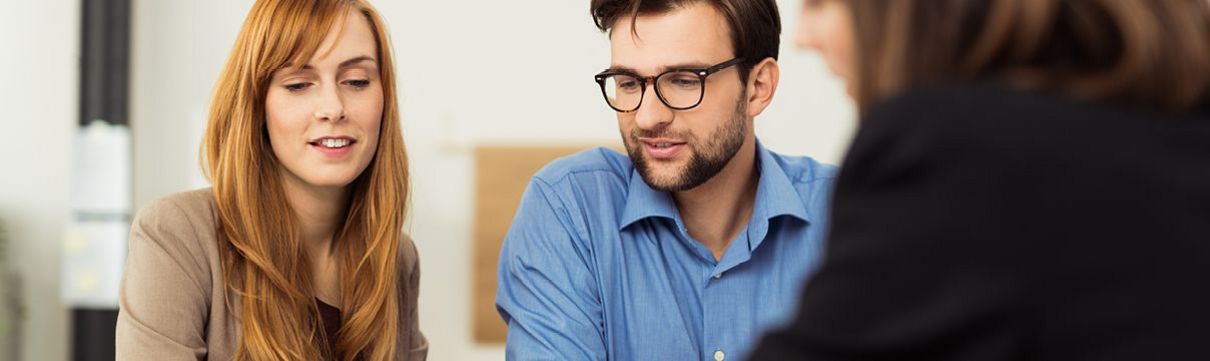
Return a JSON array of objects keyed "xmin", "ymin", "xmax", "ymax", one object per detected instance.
[{"xmin": 309, "ymin": 138, "xmax": 357, "ymax": 158}]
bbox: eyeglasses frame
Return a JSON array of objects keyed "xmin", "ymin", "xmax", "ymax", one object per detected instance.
[{"xmin": 593, "ymin": 57, "xmax": 746, "ymax": 113}]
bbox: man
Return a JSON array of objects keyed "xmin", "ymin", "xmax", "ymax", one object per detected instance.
[{"xmin": 495, "ymin": 0, "xmax": 836, "ymax": 359}]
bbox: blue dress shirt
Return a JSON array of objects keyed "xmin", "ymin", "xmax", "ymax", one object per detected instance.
[{"xmin": 496, "ymin": 141, "xmax": 837, "ymax": 361}]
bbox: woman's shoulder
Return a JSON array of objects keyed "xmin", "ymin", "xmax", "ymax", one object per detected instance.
[
  {"xmin": 397, "ymin": 232, "xmax": 420, "ymax": 276},
  {"xmin": 858, "ymin": 81, "xmax": 1197, "ymax": 162},
  {"xmin": 129, "ymin": 188, "xmax": 221, "ymax": 263},
  {"xmin": 863, "ymin": 81, "xmax": 1070, "ymax": 137},
  {"xmin": 847, "ymin": 81, "xmax": 1210, "ymax": 203},
  {"xmin": 395, "ymin": 231, "xmax": 427, "ymax": 358},
  {"xmin": 864, "ymin": 81, "xmax": 1194, "ymax": 139},
  {"xmin": 135, "ymin": 188, "xmax": 218, "ymax": 225}
]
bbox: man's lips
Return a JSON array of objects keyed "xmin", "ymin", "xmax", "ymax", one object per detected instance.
[
  {"xmin": 639, "ymin": 138, "xmax": 687, "ymax": 160},
  {"xmin": 639, "ymin": 138, "xmax": 686, "ymax": 147}
]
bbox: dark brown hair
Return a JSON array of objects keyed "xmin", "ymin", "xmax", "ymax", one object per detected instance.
[
  {"xmin": 849, "ymin": 0, "xmax": 1210, "ymax": 112},
  {"xmin": 590, "ymin": 0, "xmax": 781, "ymax": 81}
]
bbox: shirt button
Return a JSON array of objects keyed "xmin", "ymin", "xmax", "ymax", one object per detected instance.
[
  {"xmin": 712, "ymin": 272, "xmax": 723, "ymax": 279},
  {"xmin": 713, "ymin": 349, "xmax": 725, "ymax": 361}
]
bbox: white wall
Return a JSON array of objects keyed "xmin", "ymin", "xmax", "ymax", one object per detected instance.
[
  {"xmin": 125, "ymin": 1, "xmax": 856, "ymax": 361},
  {"xmin": 131, "ymin": 0, "xmax": 248, "ymax": 207},
  {"xmin": 0, "ymin": 1, "xmax": 78, "ymax": 360}
]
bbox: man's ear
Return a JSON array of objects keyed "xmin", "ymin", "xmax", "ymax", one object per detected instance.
[{"xmin": 744, "ymin": 57, "xmax": 780, "ymax": 118}]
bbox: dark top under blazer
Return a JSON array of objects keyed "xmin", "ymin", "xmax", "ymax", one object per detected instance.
[{"xmin": 749, "ymin": 82, "xmax": 1210, "ymax": 360}]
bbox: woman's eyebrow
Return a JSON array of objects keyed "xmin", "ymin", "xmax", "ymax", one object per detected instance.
[
  {"xmin": 337, "ymin": 55, "xmax": 377, "ymax": 68},
  {"xmin": 297, "ymin": 55, "xmax": 378, "ymax": 70}
]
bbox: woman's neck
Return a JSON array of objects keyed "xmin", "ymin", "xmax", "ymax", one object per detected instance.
[
  {"xmin": 280, "ymin": 174, "xmax": 350, "ymax": 254},
  {"xmin": 281, "ymin": 173, "xmax": 349, "ymax": 306}
]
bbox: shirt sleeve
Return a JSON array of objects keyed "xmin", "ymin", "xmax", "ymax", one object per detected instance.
[
  {"xmin": 748, "ymin": 88, "xmax": 1029, "ymax": 361},
  {"xmin": 115, "ymin": 197, "xmax": 212, "ymax": 360},
  {"xmin": 495, "ymin": 178, "xmax": 607, "ymax": 361}
]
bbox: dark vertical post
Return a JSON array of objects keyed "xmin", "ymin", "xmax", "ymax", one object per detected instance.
[
  {"xmin": 71, "ymin": 309, "xmax": 118, "ymax": 361},
  {"xmin": 74, "ymin": 0, "xmax": 130, "ymax": 359},
  {"xmin": 81, "ymin": 0, "xmax": 130, "ymax": 126}
]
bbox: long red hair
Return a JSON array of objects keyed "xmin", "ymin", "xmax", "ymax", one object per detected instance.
[{"xmin": 200, "ymin": 0, "xmax": 409, "ymax": 359}]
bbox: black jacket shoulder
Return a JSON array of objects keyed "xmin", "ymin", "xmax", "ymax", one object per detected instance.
[{"xmin": 750, "ymin": 82, "xmax": 1210, "ymax": 361}]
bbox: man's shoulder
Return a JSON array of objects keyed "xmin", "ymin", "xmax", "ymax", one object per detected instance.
[
  {"xmin": 764, "ymin": 149, "xmax": 839, "ymax": 186},
  {"xmin": 531, "ymin": 146, "xmax": 633, "ymax": 186}
]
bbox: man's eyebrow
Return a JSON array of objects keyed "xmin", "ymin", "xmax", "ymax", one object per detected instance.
[
  {"xmin": 605, "ymin": 62, "xmax": 715, "ymax": 75},
  {"xmin": 605, "ymin": 65, "xmax": 639, "ymax": 74},
  {"xmin": 661, "ymin": 62, "xmax": 713, "ymax": 71},
  {"xmin": 297, "ymin": 55, "xmax": 378, "ymax": 70}
]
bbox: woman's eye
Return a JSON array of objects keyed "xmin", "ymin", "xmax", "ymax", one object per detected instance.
[
  {"xmin": 284, "ymin": 83, "xmax": 310, "ymax": 92},
  {"xmin": 345, "ymin": 79, "xmax": 371, "ymax": 88}
]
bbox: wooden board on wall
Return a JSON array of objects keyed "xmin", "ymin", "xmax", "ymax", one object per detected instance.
[{"xmin": 473, "ymin": 145, "xmax": 608, "ymax": 344}]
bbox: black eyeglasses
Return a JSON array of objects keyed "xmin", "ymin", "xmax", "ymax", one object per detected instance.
[{"xmin": 594, "ymin": 57, "xmax": 745, "ymax": 113}]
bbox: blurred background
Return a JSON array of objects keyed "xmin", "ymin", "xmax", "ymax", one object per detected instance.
[{"xmin": 0, "ymin": 0, "xmax": 853, "ymax": 360}]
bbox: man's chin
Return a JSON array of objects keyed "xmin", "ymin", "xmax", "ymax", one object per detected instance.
[
  {"xmin": 627, "ymin": 146, "xmax": 691, "ymax": 191},
  {"xmin": 637, "ymin": 168, "xmax": 691, "ymax": 192}
]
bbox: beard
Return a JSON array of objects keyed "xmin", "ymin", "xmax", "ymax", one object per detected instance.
[{"xmin": 625, "ymin": 96, "xmax": 748, "ymax": 192}]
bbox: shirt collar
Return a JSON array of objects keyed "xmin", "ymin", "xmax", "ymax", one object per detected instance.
[
  {"xmin": 618, "ymin": 140, "xmax": 811, "ymax": 231},
  {"xmin": 751, "ymin": 139, "xmax": 812, "ymax": 224},
  {"xmin": 619, "ymin": 166, "xmax": 680, "ymax": 230}
]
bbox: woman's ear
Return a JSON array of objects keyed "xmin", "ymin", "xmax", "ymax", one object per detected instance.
[{"xmin": 745, "ymin": 57, "xmax": 780, "ymax": 118}]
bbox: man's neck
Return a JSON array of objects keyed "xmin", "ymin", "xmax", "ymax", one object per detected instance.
[{"xmin": 672, "ymin": 138, "xmax": 759, "ymax": 261}]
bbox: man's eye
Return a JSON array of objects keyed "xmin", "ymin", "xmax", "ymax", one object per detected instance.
[{"xmin": 669, "ymin": 76, "xmax": 701, "ymax": 88}]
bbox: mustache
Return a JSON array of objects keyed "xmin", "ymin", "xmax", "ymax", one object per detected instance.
[{"xmin": 630, "ymin": 128, "xmax": 689, "ymax": 140}]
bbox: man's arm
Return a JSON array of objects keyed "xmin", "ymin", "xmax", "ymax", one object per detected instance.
[{"xmin": 496, "ymin": 178, "xmax": 607, "ymax": 361}]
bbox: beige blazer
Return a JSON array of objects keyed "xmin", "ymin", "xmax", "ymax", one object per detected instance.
[{"xmin": 115, "ymin": 188, "xmax": 427, "ymax": 360}]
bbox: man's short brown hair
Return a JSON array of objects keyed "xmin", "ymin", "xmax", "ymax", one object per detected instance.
[{"xmin": 590, "ymin": 0, "xmax": 781, "ymax": 82}]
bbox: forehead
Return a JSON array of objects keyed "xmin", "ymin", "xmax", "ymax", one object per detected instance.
[
  {"xmin": 609, "ymin": 2, "xmax": 734, "ymax": 72},
  {"xmin": 305, "ymin": 10, "xmax": 378, "ymax": 66}
]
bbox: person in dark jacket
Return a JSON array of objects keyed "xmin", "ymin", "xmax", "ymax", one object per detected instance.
[{"xmin": 749, "ymin": 1, "xmax": 1210, "ymax": 360}]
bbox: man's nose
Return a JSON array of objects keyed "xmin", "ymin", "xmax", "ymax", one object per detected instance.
[{"xmin": 633, "ymin": 83, "xmax": 673, "ymax": 130}]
